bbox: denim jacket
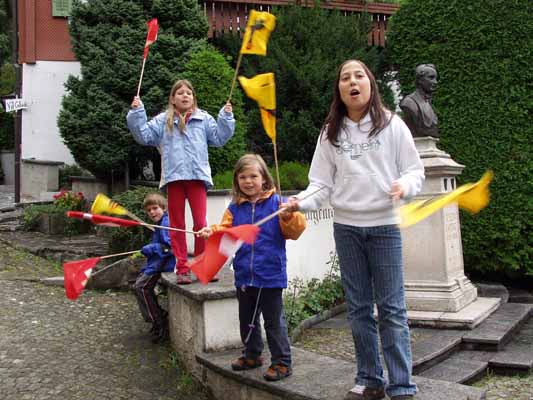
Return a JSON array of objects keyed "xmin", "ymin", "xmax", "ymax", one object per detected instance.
[{"xmin": 127, "ymin": 105, "xmax": 235, "ymax": 189}]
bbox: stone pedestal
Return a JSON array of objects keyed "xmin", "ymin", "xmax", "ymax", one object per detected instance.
[{"xmin": 402, "ymin": 137, "xmax": 500, "ymax": 328}]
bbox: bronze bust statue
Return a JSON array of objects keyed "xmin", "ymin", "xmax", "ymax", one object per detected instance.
[{"xmin": 400, "ymin": 64, "xmax": 439, "ymax": 138}]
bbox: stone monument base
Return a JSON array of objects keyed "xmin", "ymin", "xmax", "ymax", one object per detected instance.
[{"xmin": 407, "ymin": 297, "xmax": 501, "ymax": 329}]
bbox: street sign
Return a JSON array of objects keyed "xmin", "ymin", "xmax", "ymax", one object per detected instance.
[{"xmin": 4, "ymin": 98, "xmax": 27, "ymax": 113}]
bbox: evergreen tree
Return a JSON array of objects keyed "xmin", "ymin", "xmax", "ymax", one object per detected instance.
[
  {"xmin": 387, "ymin": 0, "xmax": 532, "ymax": 280},
  {"xmin": 214, "ymin": 3, "xmax": 391, "ymax": 164},
  {"xmin": 58, "ymin": 0, "xmax": 245, "ymax": 180}
]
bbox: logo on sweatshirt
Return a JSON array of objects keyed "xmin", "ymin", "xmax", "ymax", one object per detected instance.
[{"xmin": 336, "ymin": 135, "xmax": 381, "ymax": 160}]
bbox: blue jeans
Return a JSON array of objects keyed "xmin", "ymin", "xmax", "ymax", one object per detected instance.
[{"xmin": 333, "ymin": 223, "xmax": 417, "ymax": 397}]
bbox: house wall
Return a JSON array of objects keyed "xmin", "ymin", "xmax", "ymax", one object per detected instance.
[{"xmin": 21, "ymin": 61, "xmax": 80, "ymax": 164}]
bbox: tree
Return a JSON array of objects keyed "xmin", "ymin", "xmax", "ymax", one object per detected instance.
[
  {"xmin": 387, "ymin": 0, "xmax": 532, "ymax": 280},
  {"xmin": 58, "ymin": 0, "xmax": 245, "ymax": 180},
  {"xmin": 213, "ymin": 2, "xmax": 392, "ymax": 164}
]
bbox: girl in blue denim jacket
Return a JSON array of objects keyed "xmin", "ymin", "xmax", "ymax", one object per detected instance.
[
  {"xmin": 127, "ymin": 80, "xmax": 235, "ymax": 285},
  {"xmin": 199, "ymin": 154, "xmax": 306, "ymax": 382}
]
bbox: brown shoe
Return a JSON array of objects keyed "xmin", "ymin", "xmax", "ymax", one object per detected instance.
[
  {"xmin": 176, "ymin": 273, "xmax": 192, "ymax": 285},
  {"xmin": 263, "ymin": 364, "xmax": 292, "ymax": 381},
  {"xmin": 344, "ymin": 385, "xmax": 385, "ymax": 400},
  {"xmin": 231, "ymin": 356, "xmax": 263, "ymax": 371}
]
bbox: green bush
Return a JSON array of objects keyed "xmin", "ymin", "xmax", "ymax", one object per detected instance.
[
  {"xmin": 213, "ymin": 2, "xmax": 393, "ymax": 163},
  {"xmin": 387, "ymin": 0, "xmax": 532, "ymax": 279},
  {"xmin": 106, "ymin": 186, "xmax": 162, "ymax": 253},
  {"xmin": 284, "ymin": 252, "xmax": 344, "ymax": 334},
  {"xmin": 180, "ymin": 47, "xmax": 248, "ymax": 177},
  {"xmin": 212, "ymin": 161, "xmax": 309, "ymax": 190}
]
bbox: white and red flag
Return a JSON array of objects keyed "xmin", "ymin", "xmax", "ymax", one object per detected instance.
[
  {"xmin": 143, "ymin": 18, "xmax": 159, "ymax": 59},
  {"xmin": 63, "ymin": 257, "xmax": 100, "ymax": 300},
  {"xmin": 189, "ymin": 225, "xmax": 260, "ymax": 284},
  {"xmin": 67, "ymin": 211, "xmax": 140, "ymax": 228}
]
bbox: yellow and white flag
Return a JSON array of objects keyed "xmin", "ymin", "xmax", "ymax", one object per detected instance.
[{"xmin": 400, "ymin": 171, "xmax": 493, "ymax": 228}]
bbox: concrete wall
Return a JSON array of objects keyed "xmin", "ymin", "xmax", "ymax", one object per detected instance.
[
  {"xmin": 0, "ymin": 151, "xmax": 14, "ymax": 185},
  {"xmin": 21, "ymin": 61, "xmax": 80, "ymax": 164}
]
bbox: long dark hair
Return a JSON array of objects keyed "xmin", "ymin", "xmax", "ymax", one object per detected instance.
[{"xmin": 322, "ymin": 59, "xmax": 392, "ymax": 146}]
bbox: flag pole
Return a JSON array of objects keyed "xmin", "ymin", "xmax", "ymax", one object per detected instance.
[
  {"xmin": 100, "ymin": 249, "xmax": 141, "ymax": 260},
  {"xmin": 142, "ymin": 223, "xmax": 197, "ymax": 235},
  {"xmin": 227, "ymin": 53, "xmax": 243, "ymax": 103},
  {"xmin": 127, "ymin": 210, "xmax": 154, "ymax": 231},
  {"xmin": 254, "ymin": 185, "xmax": 327, "ymax": 227},
  {"xmin": 272, "ymin": 141, "xmax": 282, "ymax": 197},
  {"xmin": 136, "ymin": 57, "xmax": 147, "ymax": 97}
]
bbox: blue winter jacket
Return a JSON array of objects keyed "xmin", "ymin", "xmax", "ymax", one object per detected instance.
[
  {"xmin": 227, "ymin": 193, "xmax": 306, "ymax": 289},
  {"xmin": 127, "ymin": 104, "xmax": 235, "ymax": 189},
  {"xmin": 140, "ymin": 213, "xmax": 175, "ymax": 275}
]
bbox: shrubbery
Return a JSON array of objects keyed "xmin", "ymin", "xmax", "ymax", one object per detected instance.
[{"xmin": 387, "ymin": 0, "xmax": 532, "ymax": 279}]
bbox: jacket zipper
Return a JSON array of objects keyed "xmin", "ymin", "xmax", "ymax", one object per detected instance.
[{"xmin": 249, "ymin": 203, "xmax": 256, "ymax": 287}]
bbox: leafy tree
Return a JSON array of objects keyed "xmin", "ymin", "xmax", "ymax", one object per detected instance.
[
  {"xmin": 387, "ymin": 0, "xmax": 532, "ymax": 280},
  {"xmin": 213, "ymin": 2, "xmax": 392, "ymax": 163},
  {"xmin": 0, "ymin": 0, "xmax": 11, "ymax": 66},
  {"xmin": 58, "ymin": 0, "xmax": 245, "ymax": 180}
]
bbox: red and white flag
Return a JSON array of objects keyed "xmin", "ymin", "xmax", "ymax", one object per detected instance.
[
  {"xmin": 143, "ymin": 18, "xmax": 159, "ymax": 59},
  {"xmin": 190, "ymin": 225, "xmax": 260, "ymax": 284},
  {"xmin": 63, "ymin": 257, "xmax": 101, "ymax": 300}
]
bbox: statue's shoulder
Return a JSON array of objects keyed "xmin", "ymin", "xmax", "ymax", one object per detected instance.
[{"xmin": 400, "ymin": 92, "xmax": 418, "ymax": 110}]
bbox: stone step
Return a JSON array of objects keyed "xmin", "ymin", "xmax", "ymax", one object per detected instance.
[
  {"xmin": 411, "ymin": 329, "xmax": 463, "ymax": 374},
  {"xmin": 416, "ymin": 352, "xmax": 488, "ymax": 384},
  {"xmin": 462, "ymin": 303, "xmax": 533, "ymax": 350},
  {"xmin": 198, "ymin": 347, "xmax": 487, "ymax": 400}
]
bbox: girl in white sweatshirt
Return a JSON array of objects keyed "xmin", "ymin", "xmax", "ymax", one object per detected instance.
[{"xmin": 283, "ymin": 60, "xmax": 423, "ymax": 400}]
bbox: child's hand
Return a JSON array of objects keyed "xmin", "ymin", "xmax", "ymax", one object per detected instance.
[
  {"xmin": 224, "ymin": 101, "xmax": 233, "ymax": 113},
  {"xmin": 281, "ymin": 196, "xmax": 300, "ymax": 212},
  {"xmin": 131, "ymin": 96, "xmax": 141, "ymax": 109},
  {"xmin": 197, "ymin": 227, "xmax": 213, "ymax": 239},
  {"xmin": 279, "ymin": 206, "xmax": 293, "ymax": 222},
  {"xmin": 390, "ymin": 182, "xmax": 405, "ymax": 200}
]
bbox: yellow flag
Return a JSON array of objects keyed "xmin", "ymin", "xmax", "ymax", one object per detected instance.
[
  {"xmin": 91, "ymin": 193, "xmax": 129, "ymax": 216},
  {"xmin": 238, "ymin": 73, "xmax": 277, "ymax": 142},
  {"xmin": 400, "ymin": 171, "xmax": 493, "ymax": 228},
  {"xmin": 240, "ymin": 10, "xmax": 276, "ymax": 56}
]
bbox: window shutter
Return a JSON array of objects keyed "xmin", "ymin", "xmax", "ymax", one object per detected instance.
[{"xmin": 52, "ymin": 0, "xmax": 72, "ymax": 17}]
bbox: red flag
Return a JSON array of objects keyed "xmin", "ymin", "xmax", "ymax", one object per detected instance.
[
  {"xmin": 67, "ymin": 211, "xmax": 141, "ymax": 228},
  {"xmin": 63, "ymin": 257, "xmax": 101, "ymax": 300},
  {"xmin": 190, "ymin": 225, "xmax": 260, "ymax": 284},
  {"xmin": 143, "ymin": 18, "xmax": 158, "ymax": 59}
]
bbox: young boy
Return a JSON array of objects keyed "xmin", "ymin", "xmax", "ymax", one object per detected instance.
[{"xmin": 134, "ymin": 193, "xmax": 175, "ymax": 343}]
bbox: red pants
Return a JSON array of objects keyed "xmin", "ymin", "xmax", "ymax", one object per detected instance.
[{"xmin": 167, "ymin": 180, "xmax": 207, "ymax": 274}]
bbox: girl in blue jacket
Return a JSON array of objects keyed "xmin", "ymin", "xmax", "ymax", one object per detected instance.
[
  {"xmin": 134, "ymin": 193, "xmax": 176, "ymax": 343},
  {"xmin": 199, "ymin": 154, "xmax": 307, "ymax": 381},
  {"xmin": 127, "ymin": 80, "xmax": 235, "ymax": 284}
]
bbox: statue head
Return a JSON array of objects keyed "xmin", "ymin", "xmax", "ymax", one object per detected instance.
[{"xmin": 415, "ymin": 64, "xmax": 438, "ymax": 97}]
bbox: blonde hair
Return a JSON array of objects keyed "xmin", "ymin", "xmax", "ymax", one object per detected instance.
[
  {"xmin": 232, "ymin": 154, "xmax": 275, "ymax": 203},
  {"xmin": 143, "ymin": 192, "xmax": 167, "ymax": 210},
  {"xmin": 165, "ymin": 79, "xmax": 198, "ymax": 133}
]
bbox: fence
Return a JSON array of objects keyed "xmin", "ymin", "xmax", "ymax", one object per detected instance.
[{"xmin": 201, "ymin": 0, "xmax": 399, "ymax": 47}]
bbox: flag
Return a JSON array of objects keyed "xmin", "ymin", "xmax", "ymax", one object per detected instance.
[
  {"xmin": 238, "ymin": 73, "xmax": 277, "ymax": 141},
  {"xmin": 63, "ymin": 257, "xmax": 101, "ymax": 300},
  {"xmin": 240, "ymin": 10, "xmax": 276, "ymax": 56},
  {"xmin": 67, "ymin": 211, "xmax": 141, "ymax": 228},
  {"xmin": 91, "ymin": 193, "xmax": 129, "ymax": 216},
  {"xmin": 189, "ymin": 225, "xmax": 260, "ymax": 284},
  {"xmin": 400, "ymin": 171, "xmax": 493, "ymax": 228},
  {"xmin": 143, "ymin": 18, "xmax": 159, "ymax": 59}
]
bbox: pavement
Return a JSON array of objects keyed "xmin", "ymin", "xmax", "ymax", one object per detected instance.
[{"xmin": 0, "ymin": 185, "xmax": 531, "ymax": 399}]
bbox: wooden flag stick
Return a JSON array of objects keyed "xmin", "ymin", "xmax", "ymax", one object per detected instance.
[
  {"xmin": 227, "ymin": 52, "xmax": 243, "ymax": 103},
  {"xmin": 136, "ymin": 57, "xmax": 147, "ymax": 97},
  {"xmin": 126, "ymin": 210, "xmax": 154, "ymax": 231},
  {"xmin": 100, "ymin": 249, "xmax": 141, "ymax": 260},
  {"xmin": 142, "ymin": 223, "xmax": 197, "ymax": 235},
  {"xmin": 272, "ymin": 141, "xmax": 282, "ymax": 197}
]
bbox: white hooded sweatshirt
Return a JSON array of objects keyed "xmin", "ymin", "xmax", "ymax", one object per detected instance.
[{"xmin": 297, "ymin": 113, "xmax": 424, "ymax": 227}]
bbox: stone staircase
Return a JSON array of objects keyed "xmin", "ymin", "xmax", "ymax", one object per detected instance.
[{"xmin": 0, "ymin": 206, "xmax": 24, "ymax": 232}]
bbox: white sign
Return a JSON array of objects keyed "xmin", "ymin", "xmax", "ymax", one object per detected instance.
[{"xmin": 4, "ymin": 98, "xmax": 27, "ymax": 113}]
